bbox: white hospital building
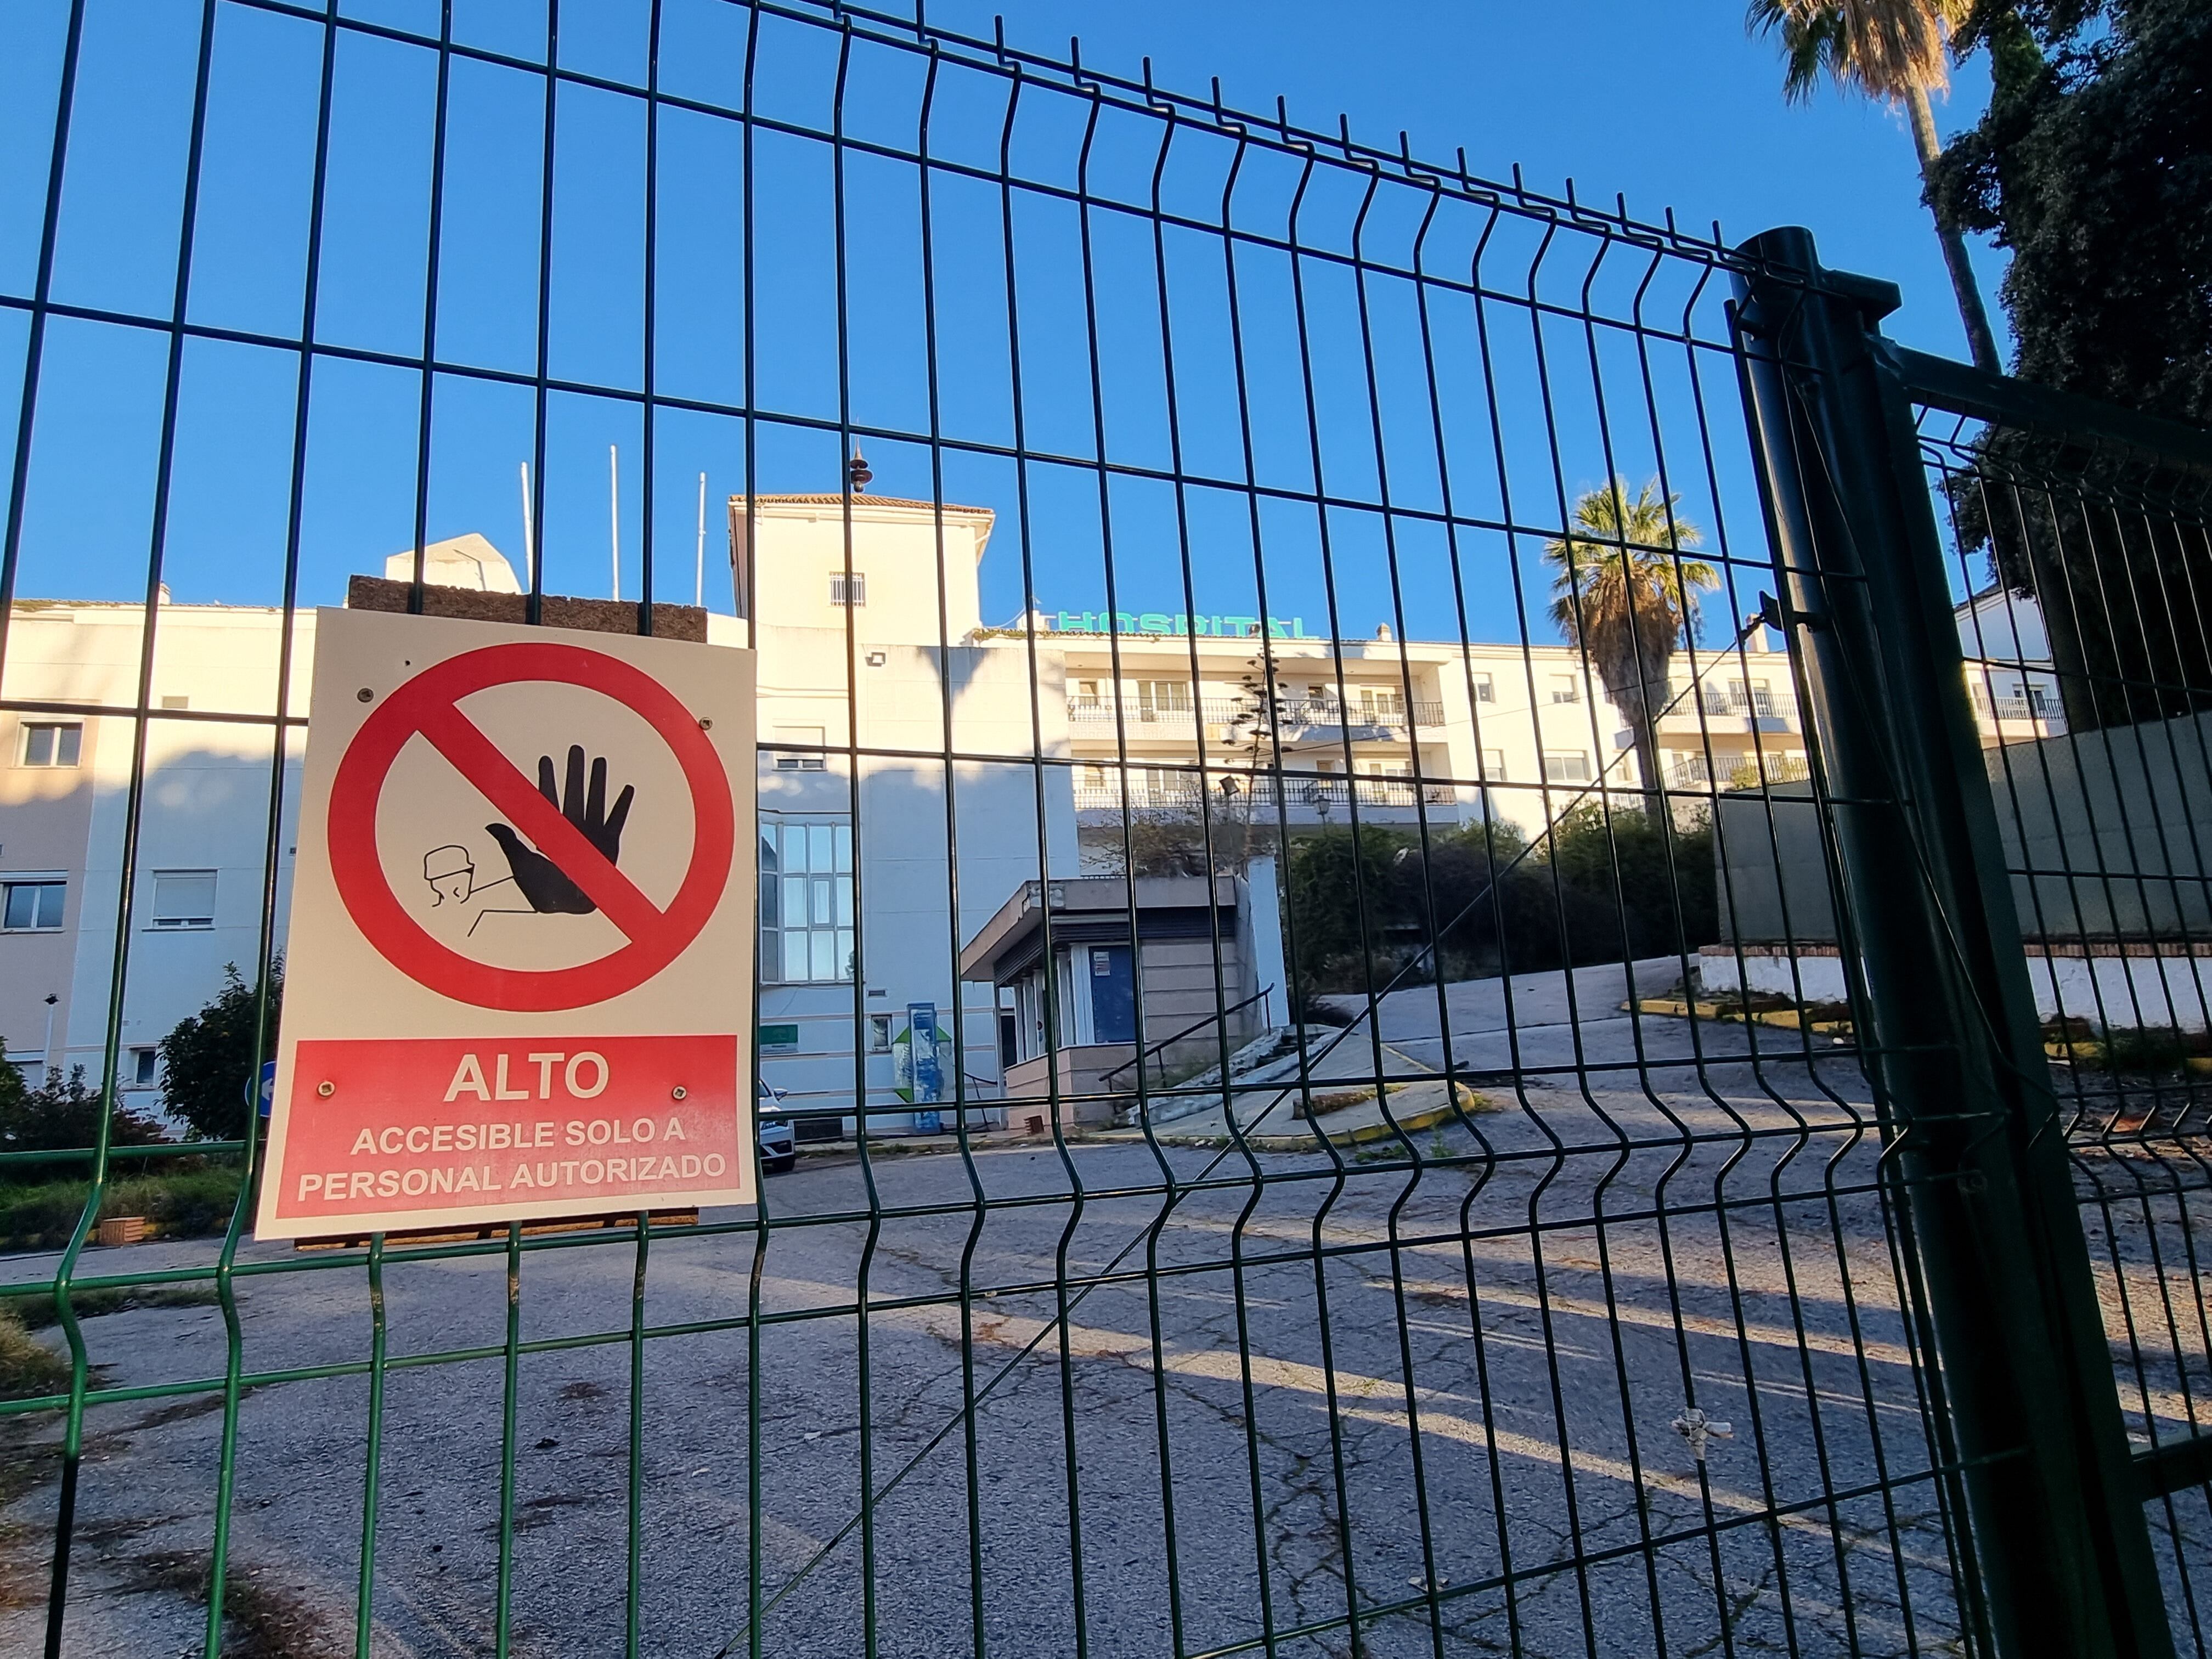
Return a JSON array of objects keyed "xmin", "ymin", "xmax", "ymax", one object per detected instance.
[{"xmin": 6, "ymin": 490, "xmax": 2041, "ymax": 1130}]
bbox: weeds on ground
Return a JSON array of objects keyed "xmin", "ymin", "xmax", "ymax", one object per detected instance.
[
  {"xmin": 0, "ymin": 1166, "xmax": 243, "ymax": 1251},
  {"xmin": 0, "ymin": 1304, "xmax": 70, "ymax": 1400},
  {"xmin": 8, "ymin": 1283, "xmax": 221, "ymax": 1329},
  {"xmin": 2098, "ymin": 1027, "xmax": 2194, "ymax": 1074},
  {"xmin": 2042, "ymin": 1016, "xmax": 2209, "ymax": 1074}
]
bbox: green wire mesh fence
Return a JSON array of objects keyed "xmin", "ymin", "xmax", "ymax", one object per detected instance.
[{"xmin": 0, "ymin": 4, "xmax": 2204, "ymax": 1657}]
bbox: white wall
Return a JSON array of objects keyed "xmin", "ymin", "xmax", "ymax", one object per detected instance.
[{"xmin": 3, "ymin": 601, "xmax": 310, "ymax": 1110}]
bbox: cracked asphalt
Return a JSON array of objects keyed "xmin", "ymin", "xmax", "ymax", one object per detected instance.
[{"xmin": 3, "ymin": 1023, "xmax": 2204, "ymax": 1656}]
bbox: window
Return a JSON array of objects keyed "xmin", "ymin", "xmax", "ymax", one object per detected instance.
[
  {"xmin": 20, "ymin": 722, "xmax": 82, "ymax": 768},
  {"xmin": 1472, "ymin": 673, "xmax": 1494, "ymax": 703},
  {"xmin": 830, "ymin": 573, "xmax": 866, "ymax": 605},
  {"xmin": 129, "ymin": 1047, "xmax": 157, "ymax": 1088},
  {"xmin": 869, "ymin": 1013, "xmax": 894, "ymax": 1053},
  {"xmin": 1135, "ymin": 680, "xmax": 1191, "ymax": 715},
  {"xmin": 1542, "ymin": 751, "xmax": 1592, "ymax": 784},
  {"xmin": 772, "ymin": 726, "xmax": 827, "ymax": 772},
  {"xmin": 150, "ymin": 869, "xmax": 217, "ymax": 929},
  {"xmin": 760, "ymin": 1023, "xmax": 802, "ymax": 1053},
  {"xmin": 2, "ymin": 880, "xmax": 65, "ymax": 931},
  {"xmin": 1549, "ymin": 674, "xmax": 1580, "ymax": 705},
  {"xmin": 1480, "ymin": 749, "xmax": 1506, "ymax": 780},
  {"xmin": 760, "ymin": 819, "xmax": 854, "ymax": 983}
]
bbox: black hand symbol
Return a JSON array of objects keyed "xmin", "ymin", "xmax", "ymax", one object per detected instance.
[{"xmin": 486, "ymin": 746, "xmax": 637, "ymax": 916}]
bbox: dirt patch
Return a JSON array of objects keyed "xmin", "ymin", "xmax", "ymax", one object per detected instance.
[{"xmin": 119, "ymin": 1550, "xmax": 346, "ymax": 1659}]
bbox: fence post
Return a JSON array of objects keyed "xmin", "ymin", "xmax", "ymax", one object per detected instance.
[{"xmin": 1733, "ymin": 225, "xmax": 2175, "ymax": 1659}]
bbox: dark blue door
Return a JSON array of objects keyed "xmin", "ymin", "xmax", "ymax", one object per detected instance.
[{"xmin": 1088, "ymin": 946, "xmax": 1136, "ymax": 1043}]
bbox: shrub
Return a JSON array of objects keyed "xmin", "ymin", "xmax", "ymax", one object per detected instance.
[
  {"xmin": 0, "ymin": 1062, "xmax": 167, "ymax": 1158},
  {"xmin": 1283, "ymin": 809, "xmax": 1719, "ymax": 996},
  {"xmin": 159, "ymin": 962, "xmax": 281, "ymax": 1142},
  {"xmin": 0, "ymin": 1166, "xmax": 244, "ymax": 1251}
]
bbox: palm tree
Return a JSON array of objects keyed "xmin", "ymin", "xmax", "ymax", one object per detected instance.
[
  {"xmin": 1545, "ymin": 479, "xmax": 1718, "ymax": 817},
  {"xmin": 1747, "ymin": 0, "xmax": 2001, "ymax": 374}
]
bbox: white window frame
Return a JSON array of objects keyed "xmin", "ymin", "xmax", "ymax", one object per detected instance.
[
  {"xmin": 830, "ymin": 572, "xmax": 866, "ymax": 606},
  {"xmin": 1471, "ymin": 673, "xmax": 1494, "ymax": 703},
  {"xmin": 760, "ymin": 817, "xmax": 855, "ymax": 985},
  {"xmin": 1, "ymin": 877, "xmax": 67, "ymax": 932},
  {"xmin": 1135, "ymin": 680, "xmax": 1192, "ymax": 718},
  {"xmin": 772, "ymin": 725, "xmax": 828, "ymax": 772},
  {"xmin": 149, "ymin": 868, "xmax": 218, "ymax": 930},
  {"xmin": 1542, "ymin": 751, "xmax": 1592, "ymax": 785},
  {"xmin": 1549, "ymin": 674, "xmax": 1581, "ymax": 706},
  {"xmin": 128, "ymin": 1046, "xmax": 159, "ymax": 1088},
  {"xmin": 19, "ymin": 721, "xmax": 82, "ymax": 768},
  {"xmin": 1480, "ymin": 749, "xmax": 1506, "ymax": 780}
]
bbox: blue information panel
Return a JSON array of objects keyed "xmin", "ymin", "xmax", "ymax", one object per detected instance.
[{"xmin": 907, "ymin": 1002, "xmax": 941, "ymax": 1134}]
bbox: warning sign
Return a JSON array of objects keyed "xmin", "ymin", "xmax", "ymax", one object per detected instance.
[{"xmin": 256, "ymin": 608, "xmax": 757, "ymax": 1240}]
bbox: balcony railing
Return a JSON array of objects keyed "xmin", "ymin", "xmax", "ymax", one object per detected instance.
[
  {"xmin": 1073, "ymin": 777, "xmax": 1457, "ymax": 812},
  {"xmin": 1067, "ymin": 696, "xmax": 1444, "ymax": 729},
  {"xmin": 1669, "ymin": 753, "xmax": 1813, "ymax": 789},
  {"xmin": 1666, "ymin": 687, "xmax": 1785, "ymax": 721},
  {"xmin": 1971, "ymin": 689, "xmax": 2060, "ymax": 723}
]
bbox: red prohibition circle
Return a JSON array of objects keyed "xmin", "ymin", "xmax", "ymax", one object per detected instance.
[{"xmin": 326, "ymin": 641, "xmax": 736, "ymax": 1013}]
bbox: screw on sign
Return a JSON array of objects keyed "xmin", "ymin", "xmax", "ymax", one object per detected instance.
[{"xmin": 256, "ymin": 610, "xmax": 757, "ymax": 1242}]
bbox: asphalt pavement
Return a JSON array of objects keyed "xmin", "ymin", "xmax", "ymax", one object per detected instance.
[{"xmin": 2, "ymin": 969, "xmax": 2202, "ymax": 1656}]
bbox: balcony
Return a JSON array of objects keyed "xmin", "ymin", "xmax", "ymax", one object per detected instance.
[
  {"xmin": 1657, "ymin": 685, "xmax": 1790, "ymax": 732},
  {"xmin": 1668, "ymin": 753, "xmax": 1813, "ymax": 789},
  {"xmin": 1066, "ymin": 695, "xmax": 1445, "ymax": 732},
  {"xmin": 1970, "ymin": 687, "xmax": 2063, "ymax": 730},
  {"xmin": 1073, "ymin": 776, "xmax": 1458, "ymax": 815}
]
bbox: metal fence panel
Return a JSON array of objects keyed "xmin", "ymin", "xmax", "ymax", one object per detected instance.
[
  {"xmin": 1910, "ymin": 373, "xmax": 2212, "ymax": 1654},
  {"xmin": 0, "ymin": 4, "xmax": 2184, "ymax": 1657}
]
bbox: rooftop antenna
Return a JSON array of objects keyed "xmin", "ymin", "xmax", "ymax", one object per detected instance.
[
  {"xmin": 517, "ymin": 462, "xmax": 535, "ymax": 590},
  {"xmin": 848, "ymin": 448, "xmax": 872, "ymax": 493},
  {"xmin": 609, "ymin": 444, "xmax": 621, "ymax": 602},
  {"xmin": 695, "ymin": 472, "xmax": 707, "ymax": 608}
]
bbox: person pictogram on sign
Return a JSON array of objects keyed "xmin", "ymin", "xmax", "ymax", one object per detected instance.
[
  {"xmin": 421, "ymin": 843, "xmax": 531, "ymax": 939},
  {"xmin": 418, "ymin": 747, "xmax": 636, "ymax": 938}
]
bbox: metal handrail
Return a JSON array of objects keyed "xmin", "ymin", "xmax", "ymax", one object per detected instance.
[
  {"xmin": 1065, "ymin": 696, "xmax": 1445, "ymax": 727},
  {"xmin": 1098, "ymin": 983, "xmax": 1275, "ymax": 1091}
]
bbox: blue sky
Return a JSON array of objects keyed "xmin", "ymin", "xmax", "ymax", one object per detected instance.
[{"xmin": 0, "ymin": 0, "xmax": 2005, "ymax": 652}]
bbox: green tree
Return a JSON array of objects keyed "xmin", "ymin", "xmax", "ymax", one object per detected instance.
[
  {"xmin": 0, "ymin": 1048, "xmax": 23, "ymax": 1133},
  {"xmin": 158, "ymin": 962, "xmax": 282, "ymax": 1142},
  {"xmin": 1926, "ymin": 0, "xmax": 2212, "ymax": 730},
  {"xmin": 1748, "ymin": 0, "xmax": 2002, "ymax": 373},
  {"xmin": 1930, "ymin": 0, "xmax": 2210, "ymax": 422},
  {"xmin": 1544, "ymin": 479, "xmax": 1717, "ymax": 819}
]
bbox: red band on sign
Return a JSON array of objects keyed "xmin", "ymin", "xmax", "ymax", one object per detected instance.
[
  {"xmin": 327, "ymin": 641, "xmax": 735, "ymax": 1012},
  {"xmin": 273, "ymin": 1035, "xmax": 743, "ymax": 1221}
]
